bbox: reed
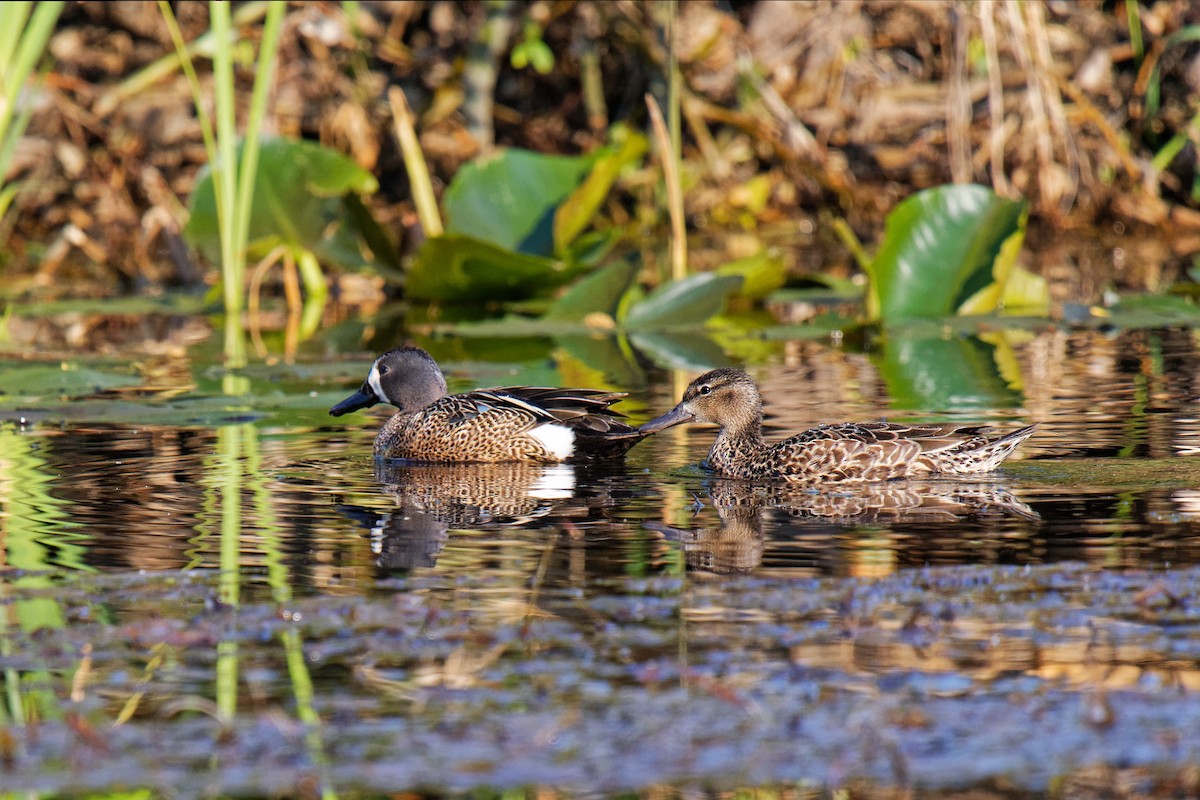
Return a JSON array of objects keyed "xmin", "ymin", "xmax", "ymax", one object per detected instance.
[
  {"xmin": 0, "ymin": 2, "xmax": 64, "ymax": 224},
  {"xmin": 159, "ymin": 0, "xmax": 287, "ymax": 370}
]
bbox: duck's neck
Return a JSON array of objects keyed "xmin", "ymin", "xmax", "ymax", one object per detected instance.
[
  {"xmin": 395, "ymin": 375, "xmax": 448, "ymax": 415},
  {"xmin": 707, "ymin": 414, "xmax": 769, "ymax": 477}
]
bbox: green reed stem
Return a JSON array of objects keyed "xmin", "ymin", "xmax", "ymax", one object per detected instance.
[
  {"xmin": 1125, "ymin": 0, "xmax": 1144, "ymax": 67},
  {"xmin": 158, "ymin": 1, "xmax": 286, "ymax": 370},
  {"xmin": 0, "ymin": 2, "xmax": 64, "ymax": 223}
]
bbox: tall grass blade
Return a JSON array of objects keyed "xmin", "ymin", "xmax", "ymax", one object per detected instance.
[
  {"xmin": 0, "ymin": 1, "xmax": 64, "ymax": 221},
  {"xmin": 159, "ymin": 1, "xmax": 287, "ymax": 370}
]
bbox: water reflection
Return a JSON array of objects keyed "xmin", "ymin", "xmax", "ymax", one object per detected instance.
[
  {"xmin": 8, "ymin": 325, "xmax": 1200, "ymax": 795},
  {"xmin": 347, "ymin": 461, "xmax": 587, "ymax": 572},
  {"xmin": 647, "ymin": 478, "xmax": 1038, "ymax": 575},
  {"xmin": 8, "ymin": 325, "xmax": 1200, "ymax": 586}
]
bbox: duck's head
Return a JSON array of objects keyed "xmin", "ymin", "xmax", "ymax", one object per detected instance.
[
  {"xmin": 638, "ymin": 368, "xmax": 764, "ymax": 437},
  {"xmin": 329, "ymin": 346, "xmax": 449, "ymax": 416}
]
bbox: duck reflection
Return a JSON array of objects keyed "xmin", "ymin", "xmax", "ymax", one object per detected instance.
[
  {"xmin": 647, "ymin": 479, "xmax": 1039, "ymax": 575},
  {"xmin": 339, "ymin": 460, "xmax": 593, "ymax": 572}
]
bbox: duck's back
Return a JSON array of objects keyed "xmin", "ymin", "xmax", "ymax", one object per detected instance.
[
  {"xmin": 734, "ymin": 421, "xmax": 1037, "ymax": 482},
  {"xmin": 374, "ymin": 387, "xmax": 642, "ymax": 462}
]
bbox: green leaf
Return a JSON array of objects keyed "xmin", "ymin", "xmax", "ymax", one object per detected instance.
[
  {"xmin": 443, "ymin": 148, "xmax": 593, "ymax": 257},
  {"xmin": 561, "ymin": 228, "xmax": 621, "ymax": 267},
  {"xmin": 407, "ymin": 233, "xmax": 588, "ymax": 301},
  {"xmin": 1145, "ymin": 25, "xmax": 1200, "ymax": 118},
  {"xmin": 623, "ymin": 273, "xmax": 743, "ymax": 330},
  {"xmin": 543, "ymin": 259, "xmax": 639, "ymax": 322},
  {"xmin": 865, "ymin": 184, "xmax": 1029, "ymax": 321},
  {"xmin": 716, "ymin": 250, "xmax": 787, "ymax": 300},
  {"xmin": 184, "ymin": 137, "xmax": 381, "ymax": 271},
  {"xmin": 1000, "ymin": 265, "xmax": 1049, "ymax": 315},
  {"xmin": 554, "ymin": 126, "xmax": 648, "ymax": 253}
]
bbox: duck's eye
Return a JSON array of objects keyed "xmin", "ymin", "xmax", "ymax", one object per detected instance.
[
  {"xmin": 378, "ymin": 364, "xmax": 390, "ymax": 376},
  {"xmin": 699, "ymin": 385, "xmax": 711, "ymax": 395}
]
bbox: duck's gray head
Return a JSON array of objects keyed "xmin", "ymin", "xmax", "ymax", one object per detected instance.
[
  {"xmin": 638, "ymin": 368, "xmax": 764, "ymax": 437},
  {"xmin": 329, "ymin": 346, "xmax": 449, "ymax": 416}
]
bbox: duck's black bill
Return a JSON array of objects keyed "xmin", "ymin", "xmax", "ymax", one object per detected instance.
[
  {"xmin": 329, "ymin": 384, "xmax": 379, "ymax": 417},
  {"xmin": 637, "ymin": 404, "xmax": 695, "ymax": 434}
]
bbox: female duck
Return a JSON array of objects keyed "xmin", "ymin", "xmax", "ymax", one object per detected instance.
[
  {"xmin": 330, "ymin": 346, "xmax": 643, "ymax": 462},
  {"xmin": 639, "ymin": 368, "xmax": 1036, "ymax": 482}
]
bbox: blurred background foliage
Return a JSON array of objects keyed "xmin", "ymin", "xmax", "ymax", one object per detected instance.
[{"xmin": 2, "ymin": 0, "xmax": 1200, "ymax": 338}]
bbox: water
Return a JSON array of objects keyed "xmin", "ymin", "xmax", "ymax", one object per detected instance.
[{"xmin": 3, "ymin": 324, "xmax": 1200, "ymax": 796}]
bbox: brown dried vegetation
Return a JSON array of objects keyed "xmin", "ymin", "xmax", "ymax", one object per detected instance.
[{"xmin": 4, "ymin": 0, "xmax": 1200, "ymax": 300}]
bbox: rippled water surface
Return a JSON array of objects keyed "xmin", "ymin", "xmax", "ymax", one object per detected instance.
[{"xmin": 4, "ymin": 325, "xmax": 1200, "ymax": 796}]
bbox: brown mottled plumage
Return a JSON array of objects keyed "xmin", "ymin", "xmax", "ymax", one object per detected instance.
[
  {"xmin": 639, "ymin": 368, "xmax": 1037, "ymax": 482},
  {"xmin": 329, "ymin": 346, "xmax": 645, "ymax": 462}
]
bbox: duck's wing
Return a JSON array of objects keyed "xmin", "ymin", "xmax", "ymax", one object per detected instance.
[
  {"xmin": 783, "ymin": 421, "xmax": 1037, "ymax": 476},
  {"xmin": 442, "ymin": 387, "xmax": 647, "ymax": 459},
  {"xmin": 463, "ymin": 387, "xmax": 636, "ymax": 433}
]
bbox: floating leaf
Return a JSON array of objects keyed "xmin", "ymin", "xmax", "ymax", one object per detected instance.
[
  {"xmin": 0, "ymin": 363, "xmax": 139, "ymax": 399},
  {"xmin": 865, "ymin": 184, "xmax": 1030, "ymax": 321},
  {"xmin": 623, "ymin": 273, "xmax": 743, "ymax": 330}
]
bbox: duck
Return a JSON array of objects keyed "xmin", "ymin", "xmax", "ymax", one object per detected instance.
[
  {"xmin": 329, "ymin": 346, "xmax": 645, "ymax": 462},
  {"xmin": 638, "ymin": 368, "xmax": 1037, "ymax": 482}
]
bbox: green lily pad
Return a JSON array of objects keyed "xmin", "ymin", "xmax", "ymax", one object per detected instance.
[
  {"xmin": 716, "ymin": 251, "xmax": 787, "ymax": 300},
  {"xmin": 1005, "ymin": 457, "xmax": 1200, "ymax": 490},
  {"xmin": 1104, "ymin": 293, "xmax": 1200, "ymax": 327},
  {"xmin": 865, "ymin": 184, "xmax": 1032, "ymax": 321},
  {"xmin": 0, "ymin": 363, "xmax": 139, "ymax": 400}
]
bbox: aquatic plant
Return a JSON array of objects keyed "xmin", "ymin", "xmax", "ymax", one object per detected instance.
[
  {"xmin": 0, "ymin": 2, "xmax": 64, "ymax": 226},
  {"xmin": 159, "ymin": 0, "xmax": 286, "ymax": 370},
  {"xmin": 403, "ymin": 126, "xmax": 647, "ymax": 302},
  {"xmin": 845, "ymin": 183, "xmax": 1049, "ymax": 322},
  {"xmin": 183, "ymin": 137, "xmax": 393, "ymax": 352}
]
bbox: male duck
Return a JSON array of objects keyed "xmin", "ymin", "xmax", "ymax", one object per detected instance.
[
  {"xmin": 639, "ymin": 368, "xmax": 1037, "ymax": 482},
  {"xmin": 329, "ymin": 346, "xmax": 644, "ymax": 462}
]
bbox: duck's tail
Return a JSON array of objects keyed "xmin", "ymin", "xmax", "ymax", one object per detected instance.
[
  {"xmin": 570, "ymin": 424, "xmax": 651, "ymax": 460},
  {"xmin": 957, "ymin": 423, "xmax": 1039, "ymax": 473}
]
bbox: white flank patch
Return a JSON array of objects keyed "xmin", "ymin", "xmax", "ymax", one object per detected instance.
[
  {"xmin": 367, "ymin": 361, "xmax": 386, "ymax": 401},
  {"xmin": 530, "ymin": 463, "xmax": 576, "ymax": 499},
  {"xmin": 530, "ymin": 423, "xmax": 575, "ymax": 461}
]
